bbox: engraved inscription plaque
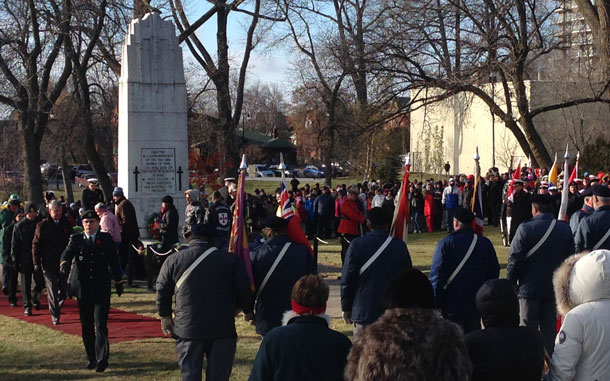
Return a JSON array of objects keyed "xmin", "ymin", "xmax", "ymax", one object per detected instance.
[{"xmin": 141, "ymin": 148, "xmax": 176, "ymax": 194}]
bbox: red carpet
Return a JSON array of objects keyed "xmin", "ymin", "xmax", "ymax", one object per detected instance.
[{"xmin": 0, "ymin": 292, "xmax": 163, "ymax": 343}]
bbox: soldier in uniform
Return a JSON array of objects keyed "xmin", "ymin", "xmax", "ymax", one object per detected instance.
[
  {"xmin": 205, "ymin": 191, "xmax": 232, "ymax": 251},
  {"xmin": 430, "ymin": 208, "xmax": 499, "ymax": 334},
  {"xmin": 11, "ymin": 202, "xmax": 45, "ymax": 316},
  {"xmin": 508, "ymin": 179, "xmax": 532, "ymax": 243},
  {"xmin": 59, "ymin": 210, "xmax": 123, "ymax": 372},
  {"xmin": 574, "ymin": 185, "xmax": 610, "ymax": 252},
  {"xmin": 244, "ymin": 216, "xmax": 315, "ymax": 336},
  {"xmin": 569, "ymin": 186, "xmax": 594, "ymax": 237},
  {"xmin": 32, "ymin": 199, "xmax": 73, "ymax": 324},
  {"xmin": 81, "ymin": 178, "xmax": 104, "ymax": 211},
  {"xmin": 507, "ymin": 194, "xmax": 574, "ymax": 356}
]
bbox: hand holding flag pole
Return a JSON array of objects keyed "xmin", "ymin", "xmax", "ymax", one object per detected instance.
[
  {"xmin": 471, "ymin": 147, "xmax": 484, "ymax": 235},
  {"xmin": 558, "ymin": 145, "xmax": 570, "ymax": 222}
]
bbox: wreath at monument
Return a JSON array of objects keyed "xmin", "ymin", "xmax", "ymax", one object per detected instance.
[{"xmin": 147, "ymin": 212, "xmax": 161, "ymax": 240}]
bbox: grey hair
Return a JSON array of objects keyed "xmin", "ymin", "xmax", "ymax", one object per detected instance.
[
  {"xmin": 48, "ymin": 200, "xmax": 62, "ymax": 209},
  {"xmin": 94, "ymin": 202, "xmax": 107, "ymax": 211}
]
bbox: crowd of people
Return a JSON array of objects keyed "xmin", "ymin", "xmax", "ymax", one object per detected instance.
[{"xmin": 1, "ymin": 166, "xmax": 610, "ymax": 380}]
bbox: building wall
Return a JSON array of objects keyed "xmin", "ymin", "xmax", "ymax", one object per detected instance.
[{"xmin": 410, "ymin": 81, "xmax": 610, "ymax": 176}]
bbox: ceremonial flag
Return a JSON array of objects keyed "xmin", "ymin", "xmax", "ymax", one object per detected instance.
[
  {"xmin": 568, "ymin": 151, "xmax": 580, "ymax": 185},
  {"xmin": 278, "ymin": 155, "xmax": 313, "ymax": 255},
  {"xmin": 229, "ymin": 155, "xmax": 254, "ymax": 289},
  {"xmin": 548, "ymin": 152, "xmax": 558, "ymax": 187},
  {"xmin": 471, "ymin": 148, "xmax": 484, "ymax": 235},
  {"xmin": 507, "ymin": 158, "xmax": 521, "ymax": 201},
  {"xmin": 558, "ymin": 145, "xmax": 571, "ymax": 222},
  {"xmin": 391, "ymin": 154, "xmax": 410, "ymax": 243}
]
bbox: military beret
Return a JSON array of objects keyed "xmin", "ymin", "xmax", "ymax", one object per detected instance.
[
  {"xmin": 24, "ymin": 202, "xmax": 37, "ymax": 214},
  {"xmin": 592, "ymin": 184, "xmax": 610, "ymax": 198},
  {"xmin": 81, "ymin": 209, "xmax": 99, "ymax": 220},
  {"xmin": 367, "ymin": 207, "xmax": 391, "ymax": 226},
  {"xmin": 262, "ymin": 216, "xmax": 288, "ymax": 230},
  {"xmin": 453, "ymin": 207, "xmax": 474, "ymax": 224}
]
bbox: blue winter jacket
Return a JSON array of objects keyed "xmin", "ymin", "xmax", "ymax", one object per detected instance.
[
  {"xmin": 430, "ymin": 228, "xmax": 499, "ymax": 320},
  {"xmin": 507, "ymin": 213, "xmax": 574, "ymax": 299},
  {"xmin": 340, "ymin": 229, "xmax": 412, "ymax": 325}
]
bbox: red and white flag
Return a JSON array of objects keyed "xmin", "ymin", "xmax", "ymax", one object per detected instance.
[{"xmin": 391, "ymin": 154, "xmax": 411, "ymax": 243}]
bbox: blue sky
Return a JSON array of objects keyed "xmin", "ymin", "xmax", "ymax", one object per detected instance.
[{"xmin": 181, "ymin": 2, "xmax": 292, "ymax": 90}]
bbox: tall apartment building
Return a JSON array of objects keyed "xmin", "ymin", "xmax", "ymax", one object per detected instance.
[{"xmin": 555, "ymin": 0, "xmax": 597, "ymax": 70}]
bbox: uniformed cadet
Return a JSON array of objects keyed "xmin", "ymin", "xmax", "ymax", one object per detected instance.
[
  {"xmin": 244, "ymin": 216, "xmax": 315, "ymax": 336},
  {"xmin": 507, "ymin": 194, "xmax": 574, "ymax": 356},
  {"xmin": 81, "ymin": 178, "xmax": 104, "ymax": 211},
  {"xmin": 429, "ymin": 207, "xmax": 499, "ymax": 334},
  {"xmin": 569, "ymin": 186, "xmax": 594, "ymax": 237},
  {"xmin": 574, "ymin": 184, "xmax": 610, "ymax": 252},
  {"xmin": 205, "ymin": 191, "xmax": 232, "ymax": 251},
  {"xmin": 59, "ymin": 210, "xmax": 123, "ymax": 373}
]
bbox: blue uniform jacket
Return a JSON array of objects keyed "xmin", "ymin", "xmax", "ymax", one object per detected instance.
[
  {"xmin": 430, "ymin": 228, "xmax": 499, "ymax": 320},
  {"xmin": 340, "ymin": 229, "xmax": 412, "ymax": 325},
  {"xmin": 248, "ymin": 235, "xmax": 315, "ymax": 335},
  {"xmin": 507, "ymin": 213, "xmax": 574, "ymax": 299},
  {"xmin": 574, "ymin": 205, "xmax": 610, "ymax": 252},
  {"xmin": 569, "ymin": 204, "xmax": 594, "ymax": 237}
]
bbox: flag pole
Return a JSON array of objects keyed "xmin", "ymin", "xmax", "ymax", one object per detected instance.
[{"xmin": 558, "ymin": 145, "xmax": 570, "ymax": 221}]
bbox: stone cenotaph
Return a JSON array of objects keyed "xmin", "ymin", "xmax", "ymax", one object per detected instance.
[{"xmin": 118, "ymin": 12, "xmax": 188, "ymax": 237}]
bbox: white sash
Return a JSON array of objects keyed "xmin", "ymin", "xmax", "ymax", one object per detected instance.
[
  {"xmin": 592, "ymin": 226, "xmax": 610, "ymax": 250},
  {"xmin": 526, "ymin": 220, "xmax": 556, "ymax": 259},
  {"xmin": 359, "ymin": 236, "xmax": 393, "ymax": 276},
  {"xmin": 257, "ymin": 242, "xmax": 291, "ymax": 298},
  {"xmin": 175, "ymin": 247, "xmax": 217, "ymax": 292},
  {"xmin": 444, "ymin": 234, "xmax": 478, "ymax": 290}
]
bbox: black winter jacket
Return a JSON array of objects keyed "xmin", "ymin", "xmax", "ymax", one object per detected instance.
[{"xmin": 156, "ymin": 239, "xmax": 252, "ymax": 340}]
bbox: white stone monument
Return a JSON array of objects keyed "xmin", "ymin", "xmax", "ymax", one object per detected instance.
[{"xmin": 118, "ymin": 12, "xmax": 188, "ymax": 237}]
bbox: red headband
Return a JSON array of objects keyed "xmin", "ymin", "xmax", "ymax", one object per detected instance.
[{"xmin": 291, "ymin": 300, "xmax": 326, "ymax": 316}]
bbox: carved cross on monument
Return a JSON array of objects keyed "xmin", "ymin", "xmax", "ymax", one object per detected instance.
[
  {"xmin": 133, "ymin": 166, "xmax": 140, "ymax": 192},
  {"xmin": 177, "ymin": 166, "xmax": 183, "ymax": 191}
]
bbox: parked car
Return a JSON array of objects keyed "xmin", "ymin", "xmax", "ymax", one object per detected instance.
[
  {"xmin": 303, "ymin": 165, "xmax": 325, "ymax": 178},
  {"xmin": 255, "ymin": 164, "xmax": 275, "ymax": 178},
  {"xmin": 71, "ymin": 164, "xmax": 94, "ymax": 179},
  {"xmin": 76, "ymin": 174, "xmax": 96, "ymax": 188},
  {"xmin": 268, "ymin": 164, "xmax": 300, "ymax": 178}
]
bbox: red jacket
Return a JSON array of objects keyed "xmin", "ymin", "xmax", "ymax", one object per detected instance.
[{"xmin": 338, "ymin": 199, "xmax": 365, "ymax": 236}]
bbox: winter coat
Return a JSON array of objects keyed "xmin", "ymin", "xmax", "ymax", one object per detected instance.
[
  {"xmin": 465, "ymin": 279, "xmax": 545, "ymax": 381},
  {"xmin": 508, "ymin": 190, "xmax": 532, "ymax": 240},
  {"xmin": 32, "ymin": 215, "xmax": 73, "ymax": 272},
  {"xmin": 507, "ymin": 213, "xmax": 574, "ymax": 299},
  {"xmin": 156, "ymin": 239, "xmax": 252, "ymax": 340},
  {"xmin": 0, "ymin": 208, "xmax": 15, "ymax": 262},
  {"xmin": 424, "ymin": 193, "xmax": 435, "ymax": 217},
  {"xmin": 249, "ymin": 312, "xmax": 352, "ymax": 381},
  {"xmin": 574, "ymin": 205, "xmax": 610, "ymax": 252},
  {"xmin": 81, "ymin": 187, "xmax": 104, "ymax": 212},
  {"xmin": 60, "ymin": 231, "xmax": 122, "ymax": 302},
  {"xmin": 205, "ymin": 201, "xmax": 232, "ymax": 238},
  {"xmin": 114, "ymin": 197, "xmax": 139, "ymax": 241},
  {"xmin": 430, "ymin": 228, "xmax": 499, "ymax": 320},
  {"xmin": 346, "ymin": 308, "xmax": 472, "ymax": 380},
  {"xmin": 341, "ymin": 229, "xmax": 412, "ymax": 325},
  {"xmin": 313, "ymin": 193, "xmax": 334, "ymax": 219},
  {"xmin": 158, "ymin": 204, "xmax": 179, "ymax": 247},
  {"xmin": 338, "ymin": 199, "xmax": 365, "ymax": 236},
  {"xmin": 2, "ymin": 222, "xmax": 16, "ymax": 267},
  {"xmin": 11, "ymin": 218, "xmax": 38, "ymax": 273},
  {"xmin": 549, "ymin": 250, "xmax": 610, "ymax": 381},
  {"xmin": 182, "ymin": 200, "xmax": 204, "ymax": 237},
  {"xmin": 99, "ymin": 211, "xmax": 121, "ymax": 244},
  {"xmin": 442, "ymin": 185, "xmax": 463, "ymax": 209},
  {"xmin": 247, "ymin": 235, "xmax": 315, "ymax": 335}
]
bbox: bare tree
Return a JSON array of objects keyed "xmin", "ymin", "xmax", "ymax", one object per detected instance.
[
  {"xmin": 572, "ymin": 0, "xmax": 610, "ymax": 78},
  {"xmin": 373, "ymin": 0, "xmax": 610, "ymax": 169},
  {"xmin": 0, "ymin": 1, "xmax": 73, "ymax": 204}
]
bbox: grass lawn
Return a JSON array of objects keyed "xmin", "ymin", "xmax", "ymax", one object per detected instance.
[{"xmin": 0, "ymin": 226, "xmax": 508, "ymax": 380}]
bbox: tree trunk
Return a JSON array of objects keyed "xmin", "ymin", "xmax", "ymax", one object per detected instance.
[
  {"xmin": 60, "ymin": 152, "xmax": 74, "ymax": 203},
  {"xmin": 21, "ymin": 117, "xmax": 44, "ymax": 205}
]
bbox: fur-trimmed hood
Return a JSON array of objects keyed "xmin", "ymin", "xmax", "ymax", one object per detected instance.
[{"xmin": 553, "ymin": 250, "xmax": 610, "ymax": 316}]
